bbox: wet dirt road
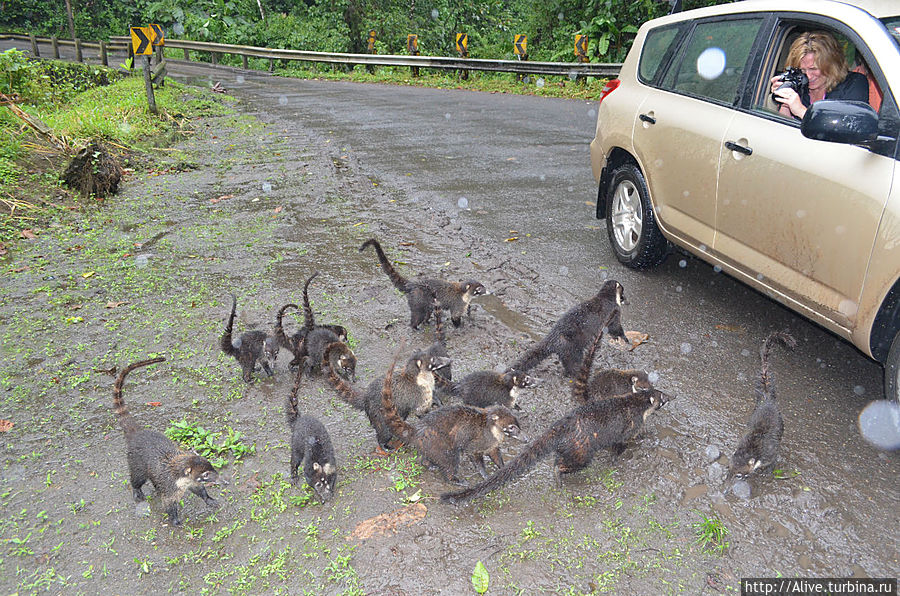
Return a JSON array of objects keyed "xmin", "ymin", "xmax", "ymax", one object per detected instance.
[{"xmin": 1, "ymin": 45, "xmax": 897, "ymax": 594}]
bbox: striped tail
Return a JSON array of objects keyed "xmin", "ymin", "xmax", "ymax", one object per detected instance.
[
  {"xmin": 113, "ymin": 357, "xmax": 166, "ymax": 436},
  {"xmin": 508, "ymin": 334, "xmax": 552, "ymax": 374},
  {"xmin": 286, "ymin": 365, "xmax": 303, "ymax": 428},
  {"xmin": 359, "ymin": 238, "xmax": 410, "ymax": 293},
  {"xmin": 220, "ymin": 294, "xmax": 238, "ymax": 358},
  {"xmin": 757, "ymin": 331, "xmax": 796, "ymax": 402},
  {"xmin": 380, "ymin": 348, "xmax": 416, "ymax": 445},
  {"xmin": 275, "ymin": 303, "xmax": 299, "ymax": 351},
  {"xmin": 302, "ymin": 271, "xmax": 320, "ymax": 332},
  {"xmin": 572, "ymin": 309, "xmax": 618, "ymax": 403}
]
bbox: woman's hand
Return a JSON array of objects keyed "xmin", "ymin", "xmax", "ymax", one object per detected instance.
[{"xmin": 772, "ymin": 85, "xmax": 807, "ymax": 119}]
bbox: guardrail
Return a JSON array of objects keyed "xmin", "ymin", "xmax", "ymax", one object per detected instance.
[{"xmin": 2, "ymin": 33, "xmax": 622, "ymax": 79}]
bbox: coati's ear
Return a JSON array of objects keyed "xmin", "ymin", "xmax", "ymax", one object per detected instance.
[
  {"xmin": 416, "ymin": 359, "xmax": 423, "ymax": 368},
  {"xmin": 750, "ymin": 459, "xmax": 761, "ymax": 471},
  {"xmin": 313, "ymin": 462, "xmax": 321, "ymax": 472},
  {"xmin": 491, "ymin": 413, "xmax": 499, "ymax": 421},
  {"xmin": 184, "ymin": 466, "xmax": 192, "ymax": 476}
]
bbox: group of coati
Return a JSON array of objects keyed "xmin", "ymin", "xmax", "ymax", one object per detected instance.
[{"xmin": 110, "ymin": 236, "xmax": 796, "ymax": 523}]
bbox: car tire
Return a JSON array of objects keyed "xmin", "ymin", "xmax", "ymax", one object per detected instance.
[
  {"xmin": 885, "ymin": 331, "xmax": 900, "ymax": 402},
  {"xmin": 605, "ymin": 163, "xmax": 669, "ymax": 269}
]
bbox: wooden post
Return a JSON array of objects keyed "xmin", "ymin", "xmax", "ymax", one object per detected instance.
[
  {"xmin": 100, "ymin": 41, "xmax": 108, "ymax": 66},
  {"xmin": 183, "ymin": 48, "xmax": 189, "ymax": 60},
  {"xmin": 74, "ymin": 38, "xmax": 83, "ymax": 62},
  {"xmin": 211, "ymin": 52, "xmax": 218, "ymax": 65},
  {"xmin": 268, "ymin": 58, "xmax": 274, "ymax": 72},
  {"xmin": 29, "ymin": 34, "xmax": 40, "ymax": 57},
  {"xmin": 242, "ymin": 55, "xmax": 248, "ymax": 69},
  {"xmin": 51, "ymin": 36, "xmax": 59, "ymax": 58},
  {"xmin": 142, "ymin": 56, "xmax": 157, "ymax": 115}
]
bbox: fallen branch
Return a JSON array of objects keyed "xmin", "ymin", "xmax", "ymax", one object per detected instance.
[{"xmin": 0, "ymin": 93, "xmax": 69, "ymax": 153}]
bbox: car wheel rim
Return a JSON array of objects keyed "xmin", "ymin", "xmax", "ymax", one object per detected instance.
[{"xmin": 611, "ymin": 179, "xmax": 643, "ymax": 252}]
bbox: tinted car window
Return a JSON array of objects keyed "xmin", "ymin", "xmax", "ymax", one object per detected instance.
[
  {"xmin": 667, "ymin": 18, "xmax": 764, "ymax": 104},
  {"xmin": 638, "ymin": 25, "xmax": 683, "ymax": 83}
]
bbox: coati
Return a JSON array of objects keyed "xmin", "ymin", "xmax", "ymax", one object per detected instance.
[
  {"xmin": 427, "ymin": 295, "xmax": 454, "ymax": 402},
  {"xmin": 291, "ymin": 272, "xmax": 356, "ymax": 381},
  {"xmin": 729, "ymin": 331, "xmax": 796, "ymax": 479},
  {"xmin": 359, "ymin": 237, "xmax": 486, "ymax": 329},
  {"xmin": 509, "ymin": 279, "xmax": 628, "ymax": 378},
  {"xmin": 274, "ymin": 272, "xmax": 350, "ymax": 369},
  {"xmin": 570, "ymin": 325, "xmax": 654, "ymax": 404},
  {"xmin": 453, "ymin": 368, "xmax": 541, "ymax": 410},
  {"xmin": 380, "ymin": 354, "xmax": 525, "ymax": 483},
  {"xmin": 112, "ymin": 357, "xmax": 219, "ymax": 525},
  {"xmin": 285, "ymin": 365, "xmax": 337, "ymax": 503},
  {"xmin": 441, "ymin": 327, "xmax": 671, "ymax": 504},
  {"xmin": 221, "ymin": 294, "xmax": 279, "ymax": 383},
  {"xmin": 323, "ymin": 342, "xmax": 451, "ymax": 449}
]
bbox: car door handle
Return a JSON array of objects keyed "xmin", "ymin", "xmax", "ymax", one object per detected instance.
[
  {"xmin": 724, "ymin": 141, "xmax": 752, "ymax": 156},
  {"xmin": 639, "ymin": 113, "xmax": 656, "ymax": 124}
]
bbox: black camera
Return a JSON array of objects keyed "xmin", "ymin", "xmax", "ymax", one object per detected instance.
[{"xmin": 772, "ymin": 67, "xmax": 809, "ymax": 101}]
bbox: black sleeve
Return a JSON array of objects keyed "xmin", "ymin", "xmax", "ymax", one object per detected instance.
[{"xmin": 826, "ymin": 71, "xmax": 869, "ymax": 103}]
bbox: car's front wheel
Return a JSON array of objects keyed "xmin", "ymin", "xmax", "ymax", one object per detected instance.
[
  {"xmin": 885, "ymin": 330, "xmax": 900, "ymax": 402},
  {"xmin": 605, "ymin": 163, "xmax": 669, "ymax": 269}
]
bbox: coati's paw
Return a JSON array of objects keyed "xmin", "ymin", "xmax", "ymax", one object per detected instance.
[{"xmin": 205, "ymin": 497, "xmax": 220, "ymax": 509}]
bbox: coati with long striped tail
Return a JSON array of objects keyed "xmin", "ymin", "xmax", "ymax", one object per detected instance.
[
  {"xmin": 452, "ymin": 368, "xmax": 541, "ymax": 410},
  {"xmin": 112, "ymin": 357, "xmax": 219, "ymax": 525},
  {"xmin": 285, "ymin": 366, "xmax": 337, "ymax": 503},
  {"xmin": 441, "ymin": 326, "xmax": 671, "ymax": 504},
  {"xmin": 380, "ymin": 352, "xmax": 525, "ymax": 483},
  {"xmin": 295, "ymin": 271, "xmax": 356, "ymax": 380},
  {"xmin": 427, "ymin": 293, "xmax": 454, "ymax": 402},
  {"xmin": 728, "ymin": 331, "xmax": 796, "ymax": 479},
  {"xmin": 221, "ymin": 294, "xmax": 279, "ymax": 382},
  {"xmin": 509, "ymin": 280, "xmax": 628, "ymax": 378},
  {"xmin": 323, "ymin": 343, "xmax": 450, "ymax": 449},
  {"xmin": 359, "ymin": 237, "xmax": 486, "ymax": 329}
]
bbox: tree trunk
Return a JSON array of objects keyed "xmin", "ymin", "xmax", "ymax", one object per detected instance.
[{"xmin": 64, "ymin": 0, "xmax": 76, "ymax": 40}]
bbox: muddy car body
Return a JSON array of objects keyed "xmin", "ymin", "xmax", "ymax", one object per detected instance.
[{"xmin": 590, "ymin": 0, "xmax": 900, "ymax": 401}]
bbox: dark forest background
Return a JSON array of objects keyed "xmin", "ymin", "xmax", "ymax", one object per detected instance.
[{"xmin": 2, "ymin": 0, "xmax": 729, "ymax": 62}]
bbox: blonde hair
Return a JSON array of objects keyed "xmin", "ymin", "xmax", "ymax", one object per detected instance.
[{"xmin": 785, "ymin": 31, "xmax": 849, "ymax": 93}]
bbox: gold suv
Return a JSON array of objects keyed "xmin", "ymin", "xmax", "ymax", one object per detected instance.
[{"xmin": 590, "ymin": 0, "xmax": 900, "ymax": 401}]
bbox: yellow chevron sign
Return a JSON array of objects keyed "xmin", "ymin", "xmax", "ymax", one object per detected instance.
[
  {"xmin": 514, "ymin": 34, "xmax": 527, "ymax": 56},
  {"xmin": 131, "ymin": 27, "xmax": 152, "ymax": 56}
]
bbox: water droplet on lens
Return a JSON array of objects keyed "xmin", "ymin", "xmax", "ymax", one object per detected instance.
[
  {"xmin": 853, "ymin": 385, "xmax": 865, "ymax": 396},
  {"xmin": 679, "ymin": 260, "xmax": 687, "ymax": 268},
  {"xmin": 236, "ymin": 75, "xmax": 245, "ymax": 84},
  {"xmin": 713, "ymin": 265, "xmax": 722, "ymax": 273},
  {"xmin": 699, "ymin": 244, "xmax": 707, "ymax": 252},
  {"xmin": 741, "ymin": 349, "xmax": 750, "ymax": 357},
  {"xmin": 559, "ymin": 266, "xmax": 569, "ymax": 275},
  {"xmin": 858, "ymin": 400, "xmax": 900, "ymax": 450},
  {"xmin": 537, "ymin": 78, "xmax": 545, "ymax": 88},
  {"xmin": 756, "ymin": 273, "xmax": 764, "ymax": 281},
  {"xmin": 278, "ymin": 96, "xmax": 288, "ymax": 105},
  {"xmin": 648, "ymin": 371, "xmax": 660, "ymax": 383},
  {"xmin": 444, "ymin": 113, "xmax": 451, "ymax": 120},
  {"xmin": 680, "ymin": 342, "xmax": 692, "ymax": 354},
  {"xmin": 731, "ymin": 480, "xmax": 752, "ymax": 500},
  {"xmin": 457, "ymin": 197, "xmax": 469, "ymax": 209},
  {"xmin": 135, "ymin": 255, "xmax": 149, "ymax": 268},
  {"xmin": 262, "ymin": 182, "xmax": 272, "ymax": 193},
  {"xmin": 675, "ymin": 285, "xmax": 682, "ymax": 293},
  {"xmin": 431, "ymin": 8, "xmax": 439, "ymax": 18},
  {"xmin": 539, "ymin": 174, "xmax": 546, "ymax": 181},
  {"xmin": 796, "ymin": 209, "xmax": 806, "ymax": 219}
]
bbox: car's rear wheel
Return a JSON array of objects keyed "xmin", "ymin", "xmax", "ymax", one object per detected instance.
[
  {"xmin": 605, "ymin": 163, "xmax": 668, "ymax": 269},
  {"xmin": 885, "ymin": 331, "xmax": 900, "ymax": 402}
]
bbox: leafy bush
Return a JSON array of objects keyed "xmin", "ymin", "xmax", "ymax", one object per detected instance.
[{"xmin": 165, "ymin": 419, "xmax": 256, "ymax": 468}]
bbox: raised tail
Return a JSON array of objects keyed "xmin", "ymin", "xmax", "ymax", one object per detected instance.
[
  {"xmin": 275, "ymin": 303, "xmax": 299, "ymax": 351},
  {"xmin": 757, "ymin": 331, "xmax": 797, "ymax": 402},
  {"xmin": 302, "ymin": 271, "xmax": 320, "ymax": 332},
  {"xmin": 285, "ymin": 365, "xmax": 303, "ymax": 428},
  {"xmin": 323, "ymin": 342, "xmax": 366, "ymax": 410},
  {"xmin": 380, "ymin": 349, "xmax": 416, "ymax": 446},
  {"xmin": 359, "ymin": 238, "xmax": 410, "ymax": 293},
  {"xmin": 220, "ymin": 294, "xmax": 239, "ymax": 358},
  {"xmin": 572, "ymin": 309, "xmax": 618, "ymax": 404},
  {"xmin": 433, "ymin": 293, "xmax": 446, "ymax": 346},
  {"xmin": 440, "ymin": 425, "xmax": 561, "ymax": 504},
  {"xmin": 113, "ymin": 357, "xmax": 166, "ymax": 435}
]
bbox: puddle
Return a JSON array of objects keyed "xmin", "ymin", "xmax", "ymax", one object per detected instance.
[{"xmin": 477, "ymin": 293, "xmax": 542, "ymax": 339}]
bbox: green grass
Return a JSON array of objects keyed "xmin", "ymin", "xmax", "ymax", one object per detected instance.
[{"xmin": 692, "ymin": 511, "xmax": 729, "ymax": 556}]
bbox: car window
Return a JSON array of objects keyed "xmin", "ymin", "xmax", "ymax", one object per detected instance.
[
  {"xmin": 664, "ymin": 18, "xmax": 764, "ymax": 105},
  {"xmin": 882, "ymin": 17, "xmax": 900, "ymax": 50},
  {"xmin": 638, "ymin": 25, "xmax": 683, "ymax": 84}
]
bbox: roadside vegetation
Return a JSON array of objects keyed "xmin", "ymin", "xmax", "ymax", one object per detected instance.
[{"xmin": 0, "ymin": 47, "xmax": 233, "ymax": 252}]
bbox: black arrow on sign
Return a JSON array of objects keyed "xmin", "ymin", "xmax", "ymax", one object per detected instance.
[
  {"xmin": 150, "ymin": 23, "xmax": 164, "ymax": 46},
  {"xmin": 514, "ymin": 35, "xmax": 526, "ymax": 56},
  {"xmin": 131, "ymin": 27, "xmax": 151, "ymax": 55}
]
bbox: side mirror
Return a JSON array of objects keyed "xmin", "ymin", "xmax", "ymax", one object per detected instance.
[{"xmin": 801, "ymin": 100, "xmax": 878, "ymax": 144}]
